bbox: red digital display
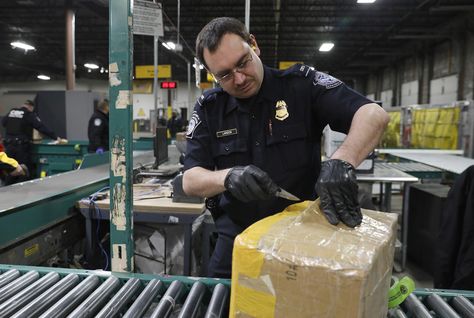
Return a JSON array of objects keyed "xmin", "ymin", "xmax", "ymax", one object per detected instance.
[{"xmin": 160, "ymin": 81, "xmax": 177, "ymax": 89}]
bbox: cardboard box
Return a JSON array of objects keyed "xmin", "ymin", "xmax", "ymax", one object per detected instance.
[{"xmin": 230, "ymin": 200, "xmax": 397, "ymax": 318}]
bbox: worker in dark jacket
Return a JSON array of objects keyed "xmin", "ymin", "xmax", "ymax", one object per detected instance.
[
  {"xmin": 87, "ymin": 100, "xmax": 109, "ymax": 154},
  {"xmin": 1, "ymin": 100, "xmax": 59, "ymax": 182}
]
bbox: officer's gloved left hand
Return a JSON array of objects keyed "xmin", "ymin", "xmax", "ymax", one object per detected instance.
[
  {"xmin": 224, "ymin": 165, "xmax": 279, "ymax": 202},
  {"xmin": 96, "ymin": 147, "xmax": 104, "ymax": 154},
  {"xmin": 315, "ymin": 159, "xmax": 362, "ymax": 228}
]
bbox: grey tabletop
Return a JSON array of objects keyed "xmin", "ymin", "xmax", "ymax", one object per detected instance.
[
  {"xmin": 387, "ymin": 153, "xmax": 474, "ymax": 175},
  {"xmin": 0, "ymin": 151, "xmax": 155, "ymax": 213},
  {"xmin": 356, "ymin": 162, "xmax": 419, "ymax": 183}
]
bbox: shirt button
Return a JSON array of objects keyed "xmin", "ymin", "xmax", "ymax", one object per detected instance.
[
  {"xmin": 251, "ymin": 114, "xmax": 256, "ymax": 119},
  {"xmin": 225, "ymin": 146, "xmax": 229, "ymax": 151},
  {"xmin": 255, "ymin": 141, "xmax": 260, "ymax": 146},
  {"xmin": 283, "ymin": 135, "xmax": 288, "ymax": 141}
]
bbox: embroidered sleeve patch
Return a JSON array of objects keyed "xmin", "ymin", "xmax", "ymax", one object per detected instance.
[
  {"xmin": 186, "ymin": 111, "xmax": 201, "ymax": 139},
  {"xmin": 313, "ymin": 71, "xmax": 342, "ymax": 89}
]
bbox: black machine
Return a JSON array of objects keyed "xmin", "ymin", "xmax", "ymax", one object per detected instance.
[{"xmin": 153, "ymin": 127, "xmax": 168, "ymax": 169}]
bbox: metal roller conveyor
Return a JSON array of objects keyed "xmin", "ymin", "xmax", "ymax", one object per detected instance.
[
  {"xmin": 425, "ymin": 293, "xmax": 461, "ymax": 318},
  {"xmin": 0, "ymin": 265, "xmax": 230, "ymax": 318},
  {"xmin": 11, "ymin": 273, "xmax": 80, "ymax": 318},
  {"xmin": 0, "ymin": 271, "xmax": 59, "ymax": 316},
  {"xmin": 95, "ymin": 278, "xmax": 141, "ymax": 318},
  {"xmin": 122, "ymin": 279, "xmax": 163, "ymax": 318},
  {"xmin": 0, "ymin": 270, "xmax": 39, "ymax": 303},
  {"xmin": 401, "ymin": 294, "xmax": 433, "ymax": 318},
  {"xmin": 451, "ymin": 295, "xmax": 474, "ymax": 318},
  {"xmin": 0, "ymin": 269, "xmax": 20, "ymax": 288},
  {"xmin": 39, "ymin": 275, "xmax": 100, "ymax": 318},
  {"xmin": 150, "ymin": 280, "xmax": 184, "ymax": 318},
  {"xmin": 66, "ymin": 276, "xmax": 121, "ymax": 318},
  {"xmin": 178, "ymin": 281, "xmax": 207, "ymax": 318},
  {"xmin": 204, "ymin": 283, "xmax": 229, "ymax": 318},
  {"xmin": 2, "ymin": 264, "xmax": 473, "ymax": 317}
]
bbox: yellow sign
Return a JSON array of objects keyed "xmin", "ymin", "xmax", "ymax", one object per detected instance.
[
  {"xmin": 136, "ymin": 65, "xmax": 172, "ymax": 79},
  {"xmin": 133, "ymin": 80, "xmax": 153, "ymax": 93},
  {"xmin": 279, "ymin": 61, "xmax": 302, "ymax": 70},
  {"xmin": 137, "ymin": 108, "xmax": 146, "ymax": 117},
  {"xmin": 24, "ymin": 243, "xmax": 39, "ymax": 257},
  {"xmin": 206, "ymin": 71, "xmax": 215, "ymax": 82}
]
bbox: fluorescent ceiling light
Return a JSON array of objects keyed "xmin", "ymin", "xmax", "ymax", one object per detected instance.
[
  {"xmin": 162, "ymin": 41, "xmax": 176, "ymax": 50},
  {"xmin": 319, "ymin": 42, "xmax": 334, "ymax": 52},
  {"xmin": 37, "ymin": 74, "xmax": 50, "ymax": 80},
  {"xmin": 84, "ymin": 63, "xmax": 99, "ymax": 69},
  {"xmin": 193, "ymin": 63, "xmax": 204, "ymax": 70},
  {"xmin": 357, "ymin": 0, "xmax": 376, "ymax": 3},
  {"xmin": 11, "ymin": 41, "xmax": 35, "ymax": 51},
  {"xmin": 162, "ymin": 42, "xmax": 171, "ymax": 50}
]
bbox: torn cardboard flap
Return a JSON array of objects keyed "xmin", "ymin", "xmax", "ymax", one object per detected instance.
[{"xmin": 230, "ymin": 200, "xmax": 398, "ymax": 318}]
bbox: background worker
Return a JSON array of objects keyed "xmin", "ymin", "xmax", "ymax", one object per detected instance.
[
  {"xmin": 87, "ymin": 100, "xmax": 109, "ymax": 154},
  {"xmin": 1, "ymin": 99, "xmax": 61, "ymax": 183},
  {"xmin": 0, "ymin": 151, "xmax": 28, "ymax": 185},
  {"xmin": 167, "ymin": 109, "xmax": 183, "ymax": 140},
  {"xmin": 183, "ymin": 17, "xmax": 389, "ymax": 278}
]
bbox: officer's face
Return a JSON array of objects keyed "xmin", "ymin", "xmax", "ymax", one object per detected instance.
[{"xmin": 204, "ymin": 33, "xmax": 264, "ymax": 99}]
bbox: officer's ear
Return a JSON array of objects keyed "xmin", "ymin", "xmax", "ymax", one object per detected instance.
[{"xmin": 249, "ymin": 35, "xmax": 260, "ymax": 56}]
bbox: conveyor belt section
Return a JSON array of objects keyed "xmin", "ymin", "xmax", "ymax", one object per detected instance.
[
  {"xmin": 0, "ymin": 264, "xmax": 230, "ymax": 318},
  {"xmin": 391, "ymin": 289, "xmax": 474, "ymax": 318}
]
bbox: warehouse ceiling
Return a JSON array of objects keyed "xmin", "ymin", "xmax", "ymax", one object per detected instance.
[{"xmin": 0, "ymin": 0, "xmax": 474, "ymax": 85}]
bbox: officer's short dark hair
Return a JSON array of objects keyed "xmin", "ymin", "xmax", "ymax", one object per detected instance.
[
  {"xmin": 196, "ymin": 17, "xmax": 251, "ymax": 69},
  {"xmin": 24, "ymin": 100, "xmax": 35, "ymax": 107}
]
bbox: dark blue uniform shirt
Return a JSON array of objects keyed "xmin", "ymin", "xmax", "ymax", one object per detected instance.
[{"xmin": 184, "ymin": 64, "xmax": 372, "ymax": 228}]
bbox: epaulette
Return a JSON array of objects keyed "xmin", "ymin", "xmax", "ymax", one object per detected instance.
[
  {"xmin": 196, "ymin": 87, "xmax": 223, "ymax": 107},
  {"xmin": 279, "ymin": 64, "xmax": 315, "ymax": 78}
]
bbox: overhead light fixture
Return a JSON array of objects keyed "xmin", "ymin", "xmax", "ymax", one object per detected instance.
[
  {"xmin": 11, "ymin": 41, "xmax": 35, "ymax": 52},
  {"xmin": 193, "ymin": 63, "xmax": 204, "ymax": 70},
  {"xmin": 357, "ymin": 0, "xmax": 376, "ymax": 3},
  {"xmin": 100, "ymin": 67, "xmax": 105, "ymax": 73},
  {"xmin": 162, "ymin": 41, "xmax": 176, "ymax": 50},
  {"xmin": 84, "ymin": 63, "xmax": 99, "ymax": 69},
  {"xmin": 319, "ymin": 42, "xmax": 335, "ymax": 52},
  {"xmin": 37, "ymin": 74, "xmax": 50, "ymax": 80}
]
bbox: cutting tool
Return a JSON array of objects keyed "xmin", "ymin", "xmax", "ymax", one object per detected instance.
[{"xmin": 275, "ymin": 187, "xmax": 300, "ymax": 201}]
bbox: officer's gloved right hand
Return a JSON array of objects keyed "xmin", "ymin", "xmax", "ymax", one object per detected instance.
[
  {"xmin": 96, "ymin": 147, "xmax": 104, "ymax": 154},
  {"xmin": 224, "ymin": 165, "xmax": 279, "ymax": 202}
]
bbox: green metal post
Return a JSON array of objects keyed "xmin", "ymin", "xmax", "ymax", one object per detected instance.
[{"xmin": 108, "ymin": 0, "xmax": 134, "ymax": 272}]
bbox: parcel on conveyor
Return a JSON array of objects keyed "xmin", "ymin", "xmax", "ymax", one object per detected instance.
[{"xmin": 230, "ymin": 200, "xmax": 397, "ymax": 318}]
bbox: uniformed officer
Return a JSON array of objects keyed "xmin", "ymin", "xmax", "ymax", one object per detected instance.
[
  {"xmin": 87, "ymin": 100, "xmax": 109, "ymax": 154},
  {"xmin": 183, "ymin": 17, "xmax": 389, "ymax": 278},
  {"xmin": 1, "ymin": 100, "xmax": 59, "ymax": 183}
]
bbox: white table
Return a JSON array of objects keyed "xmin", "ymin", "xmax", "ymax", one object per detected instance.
[{"xmin": 389, "ymin": 153, "xmax": 474, "ymax": 175}]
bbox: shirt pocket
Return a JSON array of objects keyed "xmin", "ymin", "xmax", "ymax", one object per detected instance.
[
  {"xmin": 212, "ymin": 138, "xmax": 249, "ymax": 169},
  {"xmin": 265, "ymin": 123, "xmax": 309, "ymax": 171}
]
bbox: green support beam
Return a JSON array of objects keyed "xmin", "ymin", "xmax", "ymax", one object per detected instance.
[{"xmin": 108, "ymin": 0, "xmax": 134, "ymax": 272}]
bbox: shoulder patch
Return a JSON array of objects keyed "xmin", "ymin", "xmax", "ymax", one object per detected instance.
[
  {"xmin": 186, "ymin": 111, "xmax": 201, "ymax": 139},
  {"xmin": 94, "ymin": 118, "xmax": 102, "ymax": 126},
  {"xmin": 279, "ymin": 63, "xmax": 315, "ymax": 78},
  {"xmin": 313, "ymin": 71, "xmax": 342, "ymax": 89},
  {"xmin": 197, "ymin": 87, "xmax": 222, "ymax": 107}
]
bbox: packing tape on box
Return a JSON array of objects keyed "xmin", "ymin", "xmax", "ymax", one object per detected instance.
[{"xmin": 388, "ymin": 276, "xmax": 415, "ymax": 309}]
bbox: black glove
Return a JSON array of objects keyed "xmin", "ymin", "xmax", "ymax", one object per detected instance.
[
  {"xmin": 224, "ymin": 165, "xmax": 279, "ymax": 202},
  {"xmin": 315, "ymin": 159, "xmax": 362, "ymax": 227}
]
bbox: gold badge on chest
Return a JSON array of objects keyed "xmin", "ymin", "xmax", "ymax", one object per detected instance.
[{"xmin": 275, "ymin": 100, "xmax": 289, "ymax": 121}]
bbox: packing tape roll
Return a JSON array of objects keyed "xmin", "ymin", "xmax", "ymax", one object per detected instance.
[{"xmin": 388, "ymin": 276, "xmax": 415, "ymax": 309}]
